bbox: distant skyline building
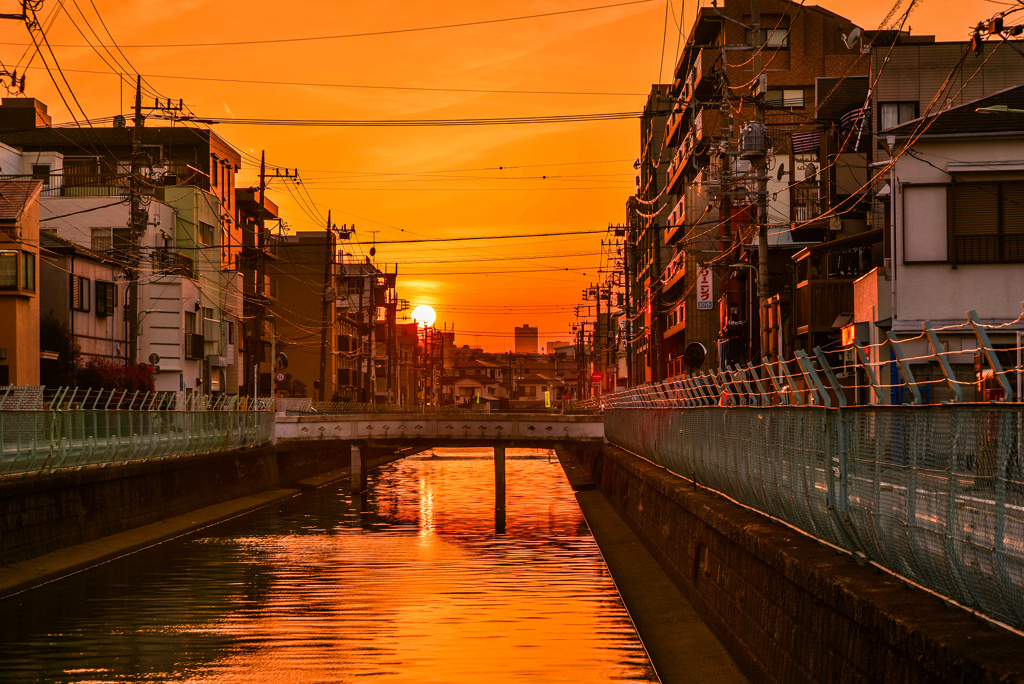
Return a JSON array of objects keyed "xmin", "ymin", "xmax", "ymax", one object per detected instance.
[
  {"xmin": 514, "ymin": 324, "xmax": 538, "ymax": 354},
  {"xmin": 546, "ymin": 340, "xmax": 570, "ymax": 355}
]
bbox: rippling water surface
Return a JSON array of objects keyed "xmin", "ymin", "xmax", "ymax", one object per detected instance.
[{"xmin": 0, "ymin": 448, "xmax": 657, "ymax": 683}]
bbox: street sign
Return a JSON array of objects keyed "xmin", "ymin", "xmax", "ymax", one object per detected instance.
[
  {"xmin": 275, "ymin": 372, "xmax": 286, "ymax": 383},
  {"xmin": 591, "ymin": 371, "xmax": 603, "ymax": 383},
  {"xmin": 697, "ymin": 266, "xmax": 713, "ymax": 310}
]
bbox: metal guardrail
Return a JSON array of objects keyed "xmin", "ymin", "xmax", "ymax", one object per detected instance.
[
  {"xmin": 599, "ymin": 311, "xmax": 1024, "ymax": 629},
  {"xmin": 0, "ymin": 387, "xmax": 273, "ymax": 479},
  {"xmin": 605, "ymin": 405, "xmax": 1024, "ymax": 630}
]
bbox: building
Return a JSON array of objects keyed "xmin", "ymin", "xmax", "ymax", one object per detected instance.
[
  {"xmin": 864, "ymin": 84, "xmax": 1024, "ymax": 402},
  {"xmin": 0, "ymin": 98, "xmax": 244, "ymax": 400},
  {"xmin": 784, "ymin": 33, "xmax": 1024, "ymax": 360},
  {"xmin": 0, "ymin": 180, "xmax": 41, "ymax": 385},
  {"xmin": 514, "ymin": 324, "xmax": 538, "ymax": 354}
]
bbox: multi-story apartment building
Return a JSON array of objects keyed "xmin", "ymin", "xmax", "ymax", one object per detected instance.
[
  {"xmin": 626, "ymin": 85, "xmax": 673, "ymax": 384},
  {"xmin": 624, "ymin": 0, "xmax": 866, "ymax": 379},
  {"xmin": 0, "ymin": 97, "xmax": 244, "ymax": 400}
]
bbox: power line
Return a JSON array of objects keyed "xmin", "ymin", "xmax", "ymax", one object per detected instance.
[
  {"xmin": 163, "ymin": 111, "xmax": 655, "ymax": 127},
  {"xmin": 11, "ymin": 0, "xmax": 658, "ymax": 49},
  {"xmin": 355, "ymin": 230, "xmax": 605, "ymax": 246},
  {"xmin": 23, "ymin": 66, "xmax": 645, "ymax": 97}
]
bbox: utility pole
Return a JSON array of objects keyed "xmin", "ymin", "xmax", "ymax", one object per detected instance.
[
  {"xmin": 251, "ymin": 151, "xmax": 267, "ymax": 399},
  {"xmin": 318, "ymin": 210, "xmax": 333, "ymax": 402},
  {"xmin": 752, "ymin": 0, "xmax": 771, "ymax": 358},
  {"xmin": 125, "ymin": 76, "xmax": 145, "ymax": 368}
]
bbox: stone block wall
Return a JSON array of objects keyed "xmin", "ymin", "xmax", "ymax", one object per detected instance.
[{"xmin": 568, "ymin": 445, "xmax": 1024, "ymax": 683}]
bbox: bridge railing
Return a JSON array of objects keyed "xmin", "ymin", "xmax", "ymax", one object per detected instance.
[{"xmin": 0, "ymin": 387, "xmax": 273, "ymax": 479}]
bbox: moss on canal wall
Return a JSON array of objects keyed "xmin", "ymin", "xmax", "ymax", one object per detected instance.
[{"xmin": 565, "ymin": 444, "xmax": 1024, "ymax": 684}]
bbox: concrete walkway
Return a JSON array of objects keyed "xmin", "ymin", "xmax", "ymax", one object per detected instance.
[{"xmin": 572, "ymin": 484, "xmax": 747, "ymax": 683}]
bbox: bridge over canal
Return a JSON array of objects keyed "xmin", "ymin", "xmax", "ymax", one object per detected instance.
[{"xmin": 273, "ymin": 411, "xmax": 605, "ymax": 532}]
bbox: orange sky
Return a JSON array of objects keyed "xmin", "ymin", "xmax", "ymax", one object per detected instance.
[{"xmin": 0, "ymin": 0, "xmax": 997, "ymax": 350}]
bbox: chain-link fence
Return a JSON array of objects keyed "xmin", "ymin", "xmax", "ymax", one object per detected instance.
[
  {"xmin": 0, "ymin": 387, "xmax": 273, "ymax": 479},
  {"xmin": 605, "ymin": 404, "xmax": 1024, "ymax": 631}
]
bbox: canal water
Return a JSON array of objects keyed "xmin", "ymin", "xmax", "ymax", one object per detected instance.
[{"xmin": 0, "ymin": 448, "xmax": 658, "ymax": 683}]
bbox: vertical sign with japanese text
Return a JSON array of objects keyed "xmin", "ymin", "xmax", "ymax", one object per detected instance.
[{"xmin": 696, "ymin": 266, "xmax": 713, "ymax": 310}]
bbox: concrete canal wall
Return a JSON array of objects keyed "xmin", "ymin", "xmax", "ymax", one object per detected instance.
[
  {"xmin": 0, "ymin": 440, "xmax": 379, "ymax": 568},
  {"xmin": 562, "ymin": 444, "xmax": 1024, "ymax": 684}
]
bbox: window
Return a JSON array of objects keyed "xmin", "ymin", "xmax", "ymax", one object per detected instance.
[
  {"xmin": 792, "ymin": 184, "xmax": 821, "ymax": 222},
  {"xmin": 95, "ymin": 281, "xmax": 116, "ymax": 316},
  {"xmin": 765, "ymin": 88, "xmax": 804, "ymax": 108},
  {"xmin": 91, "ymin": 227, "xmax": 133, "ymax": 255},
  {"xmin": 20, "ymin": 252, "xmax": 33, "ymax": 291},
  {"xmin": 879, "ymin": 102, "xmax": 918, "ymax": 131},
  {"xmin": 185, "ymin": 311, "xmax": 197, "ymax": 334},
  {"xmin": 947, "ymin": 181, "xmax": 1024, "ymax": 264},
  {"xmin": 199, "ymin": 222, "xmax": 215, "ymax": 245},
  {"xmin": 746, "ymin": 27, "xmax": 789, "ymax": 48},
  {"xmin": 31, "ymin": 164, "xmax": 50, "ymax": 186},
  {"xmin": 0, "ymin": 251, "xmax": 16, "ymax": 289},
  {"xmin": 71, "ymin": 275, "xmax": 90, "ymax": 311}
]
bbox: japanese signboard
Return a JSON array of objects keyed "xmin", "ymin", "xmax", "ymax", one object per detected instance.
[{"xmin": 696, "ymin": 266, "xmax": 713, "ymax": 310}]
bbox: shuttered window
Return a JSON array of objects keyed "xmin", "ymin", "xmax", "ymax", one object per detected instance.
[
  {"xmin": 95, "ymin": 281, "xmax": 116, "ymax": 316},
  {"xmin": 71, "ymin": 275, "xmax": 90, "ymax": 311},
  {"xmin": 948, "ymin": 181, "xmax": 1024, "ymax": 264}
]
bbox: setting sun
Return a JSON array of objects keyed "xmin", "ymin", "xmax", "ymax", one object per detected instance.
[{"xmin": 412, "ymin": 305, "xmax": 437, "ymax": 328}]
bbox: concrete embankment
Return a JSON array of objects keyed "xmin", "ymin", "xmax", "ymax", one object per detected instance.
[
  {"xmin": 0, "ymin": 441, "xmax": 409, "ymax": 597},
  {"xmin": 558, "ymin": 444, "xmax": 1024, "ymax": 684}
]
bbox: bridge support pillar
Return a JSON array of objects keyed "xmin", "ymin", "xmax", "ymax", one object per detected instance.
[
  {"xmin": 351, "ymin": 445, "xmax": 368, "ymax": 493},
  {"xmin": 494, "ymin": 445, "xmax": 506, "ymax": 534}
]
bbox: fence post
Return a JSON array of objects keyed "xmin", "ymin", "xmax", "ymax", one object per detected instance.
[
  {"xmin": 922, "ymin": 322, "xmax": 963, "ymax": 403},
  {"xmin": 886, "ymin": 333, "xmax": 923, "ymax": 405},
  {"xmin": 778, "ymin": 359, "xmax": 804, "ymax": 406},
  {"xmin": 854, "ymin": 343, "xmax": 888, "ymax": 405},
  {"xmin": 795, "ymin": 351, "xmax": 830, "ymax": 408},
  {"xmin": 813, "ymin": 347, "xmax": 847, "ymax": 409},
  {"xmin": 968, "ymin": 309, "xmax": 1014, "ymax": 402},
  {"xmin": 746, "ymin": 362, "xmax": 771, "ymax": 406}
]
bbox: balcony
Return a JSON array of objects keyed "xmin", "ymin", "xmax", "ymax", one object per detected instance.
[
  {"xmin": 152, "ymin": 250, "xmax": 194, "ymax": 279},
  {"xmin": 665, "ymin": 195, "xmax": 686, "ymax": 244},
  {"xmin": 693, "ymin": 106, "xmax": 723, "ymax": 142},
  {"xmin": 662, "ymin": 251, "xmax": 687, "ymax": 292},
  {"xmin": 793, "ymin": 280, "xmax": 854, "ymax": 336},
  {"xmin": 665, "ymin": 101, "xmax": 688, "ymax": 147},
  {"xmin": 691, "ymin": 48, "xmax": 720, "ymax": 100},
  {"xmin": 667, "ymin": 131, "xmax": 695, "ymax": 193}
]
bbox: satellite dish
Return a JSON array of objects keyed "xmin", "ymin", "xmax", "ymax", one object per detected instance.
[
  {"xmin": 843, "ymin": 27, "xmax": 862, "ymax": 50},
  {"xmin": 776, "ymin": 162, "xmax": 786, "ymax": 181},
  {"xmin": 683, "ymin": 342, "xmax": 708, "ymax": 371},
  {"xmin": 369, "ymin": 246, "xmax": 376, "ymax": 257}
]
